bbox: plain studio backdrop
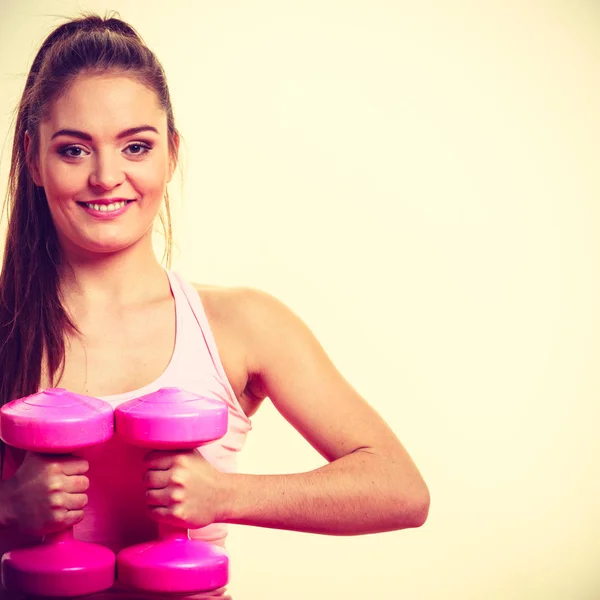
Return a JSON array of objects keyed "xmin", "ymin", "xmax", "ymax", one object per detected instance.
[{"xmin": 1, "ymin": 1, "xmax": 599, "ymax": 599}]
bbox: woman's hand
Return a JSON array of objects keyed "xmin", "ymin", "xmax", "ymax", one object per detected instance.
[
  {"xmin": 3, "ymin": 452, "xmax": 90, "ymax": 536},
  {"xmin": 142, "ymin": 449, "xmax": 226, "ymax": 529}
]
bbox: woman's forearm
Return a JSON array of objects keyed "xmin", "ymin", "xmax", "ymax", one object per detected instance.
[{"xmin": 218, "ymin": 448, "xmax": 429, "ymax": 535}]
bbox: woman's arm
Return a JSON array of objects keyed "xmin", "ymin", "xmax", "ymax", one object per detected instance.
[{"xmin": 217, "ymin": 288, "xmax": 430, "ymax": 535}]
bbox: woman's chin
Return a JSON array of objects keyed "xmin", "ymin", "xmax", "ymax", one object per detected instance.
[
  {"xmin": 66, "ymin": 238, "xmax": 141, "ymax": 258},
  {"xmin": 57, "ymin": 226, "xmax": 154, "ymax": 259}
]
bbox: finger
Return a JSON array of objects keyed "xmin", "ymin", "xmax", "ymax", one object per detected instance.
[
  {"xmin": 60, "ymin": 458, "xmax": 90, "ymax": 476},
  {"xmin": 62, "ymin": 493, "xmax": 88, "ymax": 511},
  {"xmin": 49, "ymin": 507, "xmax": 85, "ymax": 531},
  {"xmin": 31, "ymin": 509, "xmax": 85, "ymax": 535},
  {"xmin": 146, "ymin": 505, "xmax": 186, "ymax": 528},
  {"xmin": 143, "ymin": 451, "xmax": 178, "ymax": 470},
  {"xmin": 143, "ymin": 469, "xmax": 171, "ymax": 489},
  {"xmin": 147, "ymin": 505, "xmax": 171, "ymax": 522},
  {"xmin": 50, "ymin": 491, "xmax": 88, "ymax": 510},
  {"xmin": 62, "ymin": 509, "xmax": 86, "ymax": 528},
  {"xmin": 145, "ymin": 487, "xmax": 177, "ymax": 507},
  {"xmin": 63, "ymin": 475, "xmax": 90, "ymax": 494},
  {"xmin": 32, "ymin": 454, "xmax": 89, "ymax": 476}
]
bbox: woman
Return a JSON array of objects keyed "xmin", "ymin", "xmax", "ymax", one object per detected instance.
[{"xmin": 0, "ymin": 12, "xmax": 429, "ymax": 597}]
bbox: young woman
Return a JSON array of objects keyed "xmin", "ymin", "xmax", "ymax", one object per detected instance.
[{"xmin": 0, "ymin": 13, "xmax": 429, "ymax": 597}]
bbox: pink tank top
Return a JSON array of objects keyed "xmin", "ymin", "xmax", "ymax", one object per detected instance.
[{"xmin": 0, "ymin": 270, "xmax": 252, "ymax": 558}]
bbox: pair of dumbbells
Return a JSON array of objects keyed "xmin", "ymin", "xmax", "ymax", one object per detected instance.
[{"xmin": 0, "ymin": 387, "xmax": 229, "ymax": 597}]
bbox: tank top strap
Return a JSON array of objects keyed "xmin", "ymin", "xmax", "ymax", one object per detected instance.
[{"xmin": 167, "ymin": 271, "xmax": 252, "ymax": 432}]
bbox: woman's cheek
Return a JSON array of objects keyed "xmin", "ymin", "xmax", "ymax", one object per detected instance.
[
  {"xmin": 46, "ymin": 165, "xmax": 87, "ymax": 201},
  {"xmin": 134, "ymin": 164, "xmax": 168, "ymax": 200}
]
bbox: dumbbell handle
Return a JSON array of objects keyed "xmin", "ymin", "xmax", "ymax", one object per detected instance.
[
  {"xmin": 159, "ymin": 523, "xmax": 190, "ymax": 541},
  {"xmin": 45, "ymin": 528, "xmax": 75, "ymax": 544}
]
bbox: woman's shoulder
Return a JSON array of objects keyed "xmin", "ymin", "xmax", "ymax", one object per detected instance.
[
  {"xmin": 188, "ymin": 282, "xmax": 311, "ymax": 378},
  {"xmin": 189, "ymin": 282, "xmax": 256, "ymax": 326},
  {"xmin": 186, "ymin": 283, "xmax": 304, "ymax": 406},
  {"xmin": 190, "ymin": 282, "xmax": 288, "ymax": 327}
]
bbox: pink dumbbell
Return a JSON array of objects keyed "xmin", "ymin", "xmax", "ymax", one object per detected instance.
[
  {"xmin": 0, "ymin": 388, "xmax": 116, "ymax": 597},
  {"xmin": 114, "ymin": 387, "xmax": 229, "ymax": 594}
]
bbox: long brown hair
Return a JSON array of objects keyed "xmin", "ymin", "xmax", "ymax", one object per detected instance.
[{"xmin": 0, "ymin": 13, "xmax": 180, "ymax": 467}]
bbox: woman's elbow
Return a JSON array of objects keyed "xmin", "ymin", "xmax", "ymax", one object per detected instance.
[
  {"xmin": 409, "ymin": 482, "xmax": 430, "ymax": 527},
  {"xmin": 396, "ymin": 478, "xmax": 430, "ymax": 530}
]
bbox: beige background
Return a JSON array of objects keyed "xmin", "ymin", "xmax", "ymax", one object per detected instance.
[{"xmin": 1, "ymin": 1, "xmax": 599, "ymax": 598}]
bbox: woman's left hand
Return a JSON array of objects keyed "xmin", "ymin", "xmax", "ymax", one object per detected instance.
[{"xmin": 142, "ymin": 449, "xmax": 226, "ymax": 529}]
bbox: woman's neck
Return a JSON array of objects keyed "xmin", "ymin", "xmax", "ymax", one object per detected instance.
[{"xmin": 58, "ymin": 239, "xmax": 169, "ymax": 310}]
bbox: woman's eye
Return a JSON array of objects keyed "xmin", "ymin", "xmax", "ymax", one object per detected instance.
[
  {"xmin": 125, "ymin": 143, "xmax": 151, "ymax": 156},
  {"xmin": 59, "ymin": 146, "xmax": 86, "ymax": 158}
]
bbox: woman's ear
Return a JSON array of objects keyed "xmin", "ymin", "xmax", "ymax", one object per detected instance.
[{"xmin": 24, "ymin": 131, "xmax": 43, "ymax": 187}]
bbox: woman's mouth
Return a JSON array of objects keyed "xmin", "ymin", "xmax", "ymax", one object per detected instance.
[
  {"xmin": 76, "ymin": 200, "xmax": 135, "ymax": 218},
  {"xmin": 77, "ymin": 200, "xmax": 134, "ymax": 212}
]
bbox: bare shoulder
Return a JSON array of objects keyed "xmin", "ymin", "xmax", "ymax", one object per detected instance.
[
  {"xmin": 190, "ymin": 283, "xmax": 292, "ymax": 334},
  {"xmin": 190, "ymin": 282, "xmax": 270, "ymax": 332},
  {"xmin": 189, "ymin": 283, "xmax": 294, "ymax": 403},
  {"xmin": 189, "ymin": 283, "xmax": 308, "ymax": 388}
]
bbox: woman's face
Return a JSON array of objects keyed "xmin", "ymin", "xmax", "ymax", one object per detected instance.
[{"xmin": 28, "ymin": 72, "xmax": 177, "ymax": 258}]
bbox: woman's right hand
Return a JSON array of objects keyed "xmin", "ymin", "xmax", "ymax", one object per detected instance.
[{"xmin": 2, "ymin": 452, "xmax": 90, "ymax": 536}]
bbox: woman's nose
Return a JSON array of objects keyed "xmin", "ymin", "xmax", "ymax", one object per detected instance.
[{"xmin": 88, "ymin": 151, "xmax": 125, "ymax": 190}]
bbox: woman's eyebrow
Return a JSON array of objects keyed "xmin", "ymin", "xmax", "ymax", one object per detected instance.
[{"xmin": 50, "ymin": 125, "xmax": 160, "ymax": 141}]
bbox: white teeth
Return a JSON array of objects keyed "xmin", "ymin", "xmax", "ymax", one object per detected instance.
[{"xmin": 85, "ymin": 201, "xmax": 127, "ymax": 212}]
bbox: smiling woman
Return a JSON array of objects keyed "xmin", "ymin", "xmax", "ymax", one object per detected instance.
[
  {"xmin": 25, "ymin": 75, "xmax": 175, "ymax": 256},
  {"xmin": 0, "ymin": 11, "xmax": 429, "ymax": 599}
]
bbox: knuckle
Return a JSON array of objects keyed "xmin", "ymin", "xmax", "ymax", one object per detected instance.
[
  {"xmin": 49, "ymin": 491, "xmax": 65, "ymax": 508},
  {"xmin": 48, "ymin": 463, "xmax": 62, "ymax": 476},
  {"xmin": 47, "ymin": 476, "xmax": 63, "ymax": 493},
  {"xmin": 171, "ymin": 488, "xmax": 185, "ymax": 502},
  {"xmin": 52, "ymin": 507, "xmax": 68, "ymax": 522},
  {"xmin": 173, "ymin": 455, "xmax": 189, "ymax": 469},
  {"xmin": 171, "ymin": 469, "xmax": 186, "ymax": 485}
]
